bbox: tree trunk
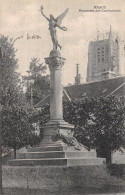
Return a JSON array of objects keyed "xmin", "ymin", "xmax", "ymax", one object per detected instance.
[
  {"xmin": 96, "ymin": 148, "xmax": 112, "ymax": 163},
  {"xmin": 106, "ymin": 150, "xmax": 112, "ymax": 163},
  {"xmin": 14, "ymin": 146, "xmax": 16, "ymax": 159}
]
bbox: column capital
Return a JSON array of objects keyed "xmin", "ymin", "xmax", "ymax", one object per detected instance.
[{"xmin": 45, "ymin": 50, "xmax": 65, "ymax": 70}]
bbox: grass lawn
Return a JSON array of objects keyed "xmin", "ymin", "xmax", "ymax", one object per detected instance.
[{"xmin": 2, "ymin": 164, "xmax": 125, "ymax": 195}]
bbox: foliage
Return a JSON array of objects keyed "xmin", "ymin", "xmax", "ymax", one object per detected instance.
[
  {"xmin": 0, "ymin": 35, "xmax": 20, "ymax": 105},
  {"xmin": 23, "ymin": 57, "xmax": 50, "ymax": 106},
  {"xmin": 88, "ymin": 96, "xmax": 125, "ymax": 162},
  {"xmin": 31, "ymin": 103, "xmax": 50, "ymax": 125},
  {"xmin": 2, "ymin": 105, "xmax": 33, "ymax": 150},
  {"xmin": 73, "ymin": 96, "xmax": 125, "ymax": 163},
  {"xmin": 34, "ymin": 96, "xmax": 125, "ymax": 163},
  {"xmin": 27, "ymin": 57, "xmax": 47, "ymax": 79},
  {"xmin": 28, "ymin": 133, "xmax": 41, "ymax": 147},
  {"xmin": 63, "ymin": 98, "xmax": 95, "ymax": 126},
  {"xmin": 0, "ymin": 35, "xmax": 37, "ymax": 158}
]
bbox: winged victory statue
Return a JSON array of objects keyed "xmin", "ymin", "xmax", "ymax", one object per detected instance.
[{"xmin": 40, "ymin": 6, "xmax": 68, "ymax": 50}]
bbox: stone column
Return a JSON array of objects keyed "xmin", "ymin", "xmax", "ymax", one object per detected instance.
[
  {"xmin": 45, "ymin": 50, "xmax": 65, "ymax": 121},
  {"xmin": 41, "ymin": 50, "xmax": 74, "ymax": 145}
]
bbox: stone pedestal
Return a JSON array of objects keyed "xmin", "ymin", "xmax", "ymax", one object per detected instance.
[{"xmin": 41, "ymin": 120, "xmax": 74, "ymax": 145}]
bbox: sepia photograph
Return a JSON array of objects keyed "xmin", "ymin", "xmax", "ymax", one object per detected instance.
[{"xmin": 0, "ymin": 0, "xmax": 125, "ymax": 194}]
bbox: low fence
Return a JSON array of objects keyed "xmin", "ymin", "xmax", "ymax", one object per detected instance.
[{"xmin": 2, "ymin": 150, "xmax": 14, "ymax": 165}]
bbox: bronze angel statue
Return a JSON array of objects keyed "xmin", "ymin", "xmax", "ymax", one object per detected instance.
[{"xmin": 40, "ymin": 6, "xmax": 68, "ymax": 50}]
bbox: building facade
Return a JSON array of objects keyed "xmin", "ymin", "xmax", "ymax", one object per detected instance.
[{"xmin": 86, "ymin": 26, "xmax": 119, "ymax": 82}]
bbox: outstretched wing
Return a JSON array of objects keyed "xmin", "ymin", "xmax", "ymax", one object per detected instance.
[{"xmin": 56, "ymin": 8, "xmax": 68, "ymax": 26}]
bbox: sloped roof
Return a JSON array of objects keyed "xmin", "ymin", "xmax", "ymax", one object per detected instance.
[
  {"xmin": 34, "ymin": 90, "xmax": 71, "ymax": 108},
  {"xmin": 34, "ymin": 76, "xmax": 125, "ymax": 108},
  {"xmin": 65, "ymin": 76, "xmax": 125, "ymax": 99}
]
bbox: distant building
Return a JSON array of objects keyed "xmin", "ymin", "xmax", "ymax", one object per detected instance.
[
  {"xmin": 65, "ymin": 76, "xmax": 125, "ymax": 100},
  {"xmin": 75, "ymin": 64, "xmax": 81, "ymax": 85},
  {"xmin": 87, "ymin": 26, "xmax": 120, "ymax": 82},
  {"xmin": 35, "ymin": 76, "xmax": 125, "ymax": 109}
]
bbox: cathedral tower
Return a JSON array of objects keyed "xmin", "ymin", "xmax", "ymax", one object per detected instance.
[{"xmin": 86, "ymin": 26, "xmax": 119, "ymax": 82}]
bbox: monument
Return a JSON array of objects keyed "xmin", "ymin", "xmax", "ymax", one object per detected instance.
[
  {"xmin": 8, "ymin": 6, "xmax": 105, "ymax": 166},
  {"xmin": 40, "ymin": 6, "xmax": 80, "ymax": 147}
]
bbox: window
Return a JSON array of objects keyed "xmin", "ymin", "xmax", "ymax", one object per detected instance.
[
  {"xmin": 97, "ymin": 48, "xmax": 101, "ymax": 63},
  {"xmin": 101, "ymin": 46, "xmax": 105, "ymax": 62}
]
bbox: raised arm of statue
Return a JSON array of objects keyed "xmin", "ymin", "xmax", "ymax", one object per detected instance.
[{"xmin": 40, "ymin": 5, "xmax": 50, "ymax": 22}]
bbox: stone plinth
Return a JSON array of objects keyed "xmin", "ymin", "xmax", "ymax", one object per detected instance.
[
  {"xmin": 41, "ymin": 120, "xmax": 74, "ymax": 145},
  {"xmin": 8, "ymin": 145, "xmax": 106, "ymax": 166}
]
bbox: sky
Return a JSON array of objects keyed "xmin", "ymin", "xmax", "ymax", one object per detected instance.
[{"xmin": 0, "ymin": 0, "xmax": 125, "ymax": 86}]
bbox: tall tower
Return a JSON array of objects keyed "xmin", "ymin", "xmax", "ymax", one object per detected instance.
[
  {"xmin": 75, "ymin": 64, "xmax": 81, "ymax": 85},
  {"xmin": 86, "ymin": 26, "xmax": 120, "ymax": 82},
  {"xmin": 109, "ymin": 26, "xmax": 113, "ymax": 51}
]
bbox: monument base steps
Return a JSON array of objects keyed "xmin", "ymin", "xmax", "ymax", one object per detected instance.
[{"xmin": 8, "ymin": 143, "xmax": 106, "ymax": 166}]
